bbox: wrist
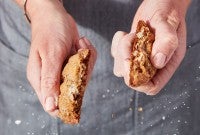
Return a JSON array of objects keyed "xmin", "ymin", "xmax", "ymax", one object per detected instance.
[
  {"xmin": 26, "ymin": 0, "xmax": 63, "ymax": 22},
  {"xmin": 173, "ymin": 0, "xmax": 191, "ymax": 17}
]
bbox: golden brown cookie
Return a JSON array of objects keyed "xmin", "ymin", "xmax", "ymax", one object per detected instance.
[
  {"xmin": 58, "ymin": 49, "xmax": 90, "ymax": 124},
  {"xmin": 129, "ymin": 20, "xmax": 157, "ymax": 87}
]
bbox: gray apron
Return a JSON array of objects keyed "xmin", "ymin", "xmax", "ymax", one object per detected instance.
[{"xmin": 0, "ymin": 0, "xmax": 200, "ymax": 134}]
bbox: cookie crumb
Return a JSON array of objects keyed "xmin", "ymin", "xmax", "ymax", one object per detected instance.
[{"xmin": 138, "ymin": 107, "xmax": 143, "ymax": 112}]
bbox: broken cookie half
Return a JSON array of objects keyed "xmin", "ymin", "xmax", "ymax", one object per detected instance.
[
  {"xmin": 130, "ymin": 20, "xmax": 157, "ymax": 87},
  {"xmin": 58, "ymin": 49, "xmax": 90, "ymax": 124}
]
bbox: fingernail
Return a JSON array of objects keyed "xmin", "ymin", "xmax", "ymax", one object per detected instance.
[
  {"xmin": 45, "ymin": 97, "xmax": 56, "ymax": 111},
  {"xmin": 153, "ymin": 53, "xmax": 166, "ymax": 68},
  {"xmin": 83, "ymin": 37, "xmax": 91, "ymax": 45},
  {"xmin": 79, "ymin": 37, "xmax": 87, "ymax": 48}
]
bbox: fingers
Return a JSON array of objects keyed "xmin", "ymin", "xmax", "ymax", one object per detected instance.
[
  {"xmin": 112, "ymin": 21, "xmax": 183, "ymax": 95},
  {"xmin": 27, "ymin": 49, "xmax": 42, "ymax": 103},
  {"xmin": 27, "ymin": 47, "xmax": 59, "ymax": 117},
  {"xmin": 111, "ymin": 32, "xmax": 157, "ymax": 94},
  {"xmin": 40, "ymin": 62, "xmax": 60, "ymax": 112},
  {"xmin": 27, "ymin": 41, "xmax": 67, "ymax": 117},
  {"xmin": 150, "ymin": 18, "xmax": 179, "ymax": 69},
  {"xmin": 149, "ymin": 22, "xmax": 186, "ymax": 94},
  {"xmin": 111, "ymin": 26, "xmax": 179, "ymax": 95},
  {"xmin": 139, "ymin": 16, "xmax": 182, "ymax": 94},
  {"xmin": 40, "ymin": 52, "xmax": 65, "ymax": 114},
  {"xmin": 112, "ymin": 31, "xmax": 125, "ymax": 77},
  {"xmin": 34, "ymin": 42, "xmax": 67, "ymax": 116},
  {"xmin": 111, "ymin": 31, "xmax": 127, "ymax": 57},
  {"xmin": 111, "ymin": 31, "xmax": 135, "ymax": 77},
  {"xmin": 119, "ymin": 33, "xmax": 135, "ymax": 78},
  {"xmin": 130, "ymin": 23, "xmax": 186, "ymax": 96},
  {"xmin": 27, "ymin": 37, "xmax": 95, "ymax": 117}
]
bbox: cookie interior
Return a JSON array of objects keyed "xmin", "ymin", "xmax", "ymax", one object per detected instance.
[
  {"xmin": 58, "ymin": 49, "xmax": 90, "ymax": 124},
  {"xmin": 130, "ymin": 20, "xmax": 157, "ymax": 87}
]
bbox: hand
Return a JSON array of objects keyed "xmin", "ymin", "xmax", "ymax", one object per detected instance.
[
  {"xmin": 111, "ymin": 0, "xmax": 190, "ymax": 95},
  {"xmin": 26, "ymin": 0, "xmax": 96, "ymax": 116}
]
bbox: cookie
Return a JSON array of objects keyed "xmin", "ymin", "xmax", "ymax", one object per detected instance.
[
  {"xmin": 58, "ymin": 49, "xmax": 90, "ymax": 124},
  {"xmin": 129, "ymin": 20, "xmax": 157, "ymax": 87}
]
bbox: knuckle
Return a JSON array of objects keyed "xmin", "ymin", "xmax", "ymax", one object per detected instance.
[
  {"xmin": 114, "ymin": 31, "xmax": 126, "ymax": 37},
  {"xmin": 167, "ymin": 11, "xmax": 180, "ymax": 30},
  {"xmin": 152, "ymin": 9, "xmax": 180, "ymax": 30},
  {"xmin": 163, "ymin": 35, "xmax": 178, "ymax": 51},
  {"xmin": 40, "ymin": 44, "xmax": 66, "ymax": 63},
  {"xmin": 42, "ymin": 77, "xmax": 58, "ymax": 90},
  {"xmin": 151, "ymin": 10, "xmax": 166, "ymax": 24}
]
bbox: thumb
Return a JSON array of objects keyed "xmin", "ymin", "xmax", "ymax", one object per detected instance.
[
  {"xmin": 150, "ymin": 20, "xmax": 179, "ymax": 69},
  {"xmin": 40, "ymin": 54, "xmax": 65, "ymax": 113}
]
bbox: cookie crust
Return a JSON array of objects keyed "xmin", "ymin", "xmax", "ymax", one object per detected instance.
[
  {"xmin": 129, "ymin": 20, "xmax": 157, "ymax": 87},
  {"xmin": 58, "ymin": 49, "xmax": 90, "ymax": 124}
]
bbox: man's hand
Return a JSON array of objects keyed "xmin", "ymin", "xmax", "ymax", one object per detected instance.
[
  {"xmin": 111, "ymin": 0, "xmax": 190, "ymax": 95},
  {"xmin": 25, "ymin": 0, "xmax": 96, "ymax": 116}
]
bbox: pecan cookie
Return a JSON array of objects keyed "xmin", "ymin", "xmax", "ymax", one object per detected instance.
[
  {"xmin": 58, "ymin": 49, "xmax": 90, "ymax": 124},
  {"xmin": 130, "ymin": 20, "xmax": 157, "ymax": 87}
]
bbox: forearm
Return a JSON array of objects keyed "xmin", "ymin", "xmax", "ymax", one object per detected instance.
[
  {"xmin": 183, "ymin": 0, "xmax": 191, "ymax": 13},
  {"xmin": 173, "ymin": 0, "xmax": 191, "ymax": 16},
  {"xmin": 14, "ymin": 0, "xmax": 63, "ymax": 22}
]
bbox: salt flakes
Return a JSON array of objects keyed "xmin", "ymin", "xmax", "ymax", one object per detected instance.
[
  {"xmin": 15, "ymin": 120, "xmax": 21, "ymax": 125},
  {"xmin": 162, "ymin": 116, "xmax": 166, "ymax": 120}
]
